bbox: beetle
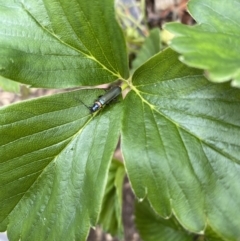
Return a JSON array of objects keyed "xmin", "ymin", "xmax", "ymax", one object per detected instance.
[{"xmin": 89, "ymin": 86, "xmax": 122, "ymax": 113}]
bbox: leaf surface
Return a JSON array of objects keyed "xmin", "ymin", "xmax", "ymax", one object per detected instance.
[
  {"xmin": 122, "ymin": 48, "xmax": 240, "ymax": 240},
  {"xmin": 0, "ymin": 0, "xmax": 129, "ymax": 88},
  {"xmin": 0, "ymin": 89, "xmax": 122, "ymax": 241},
  {"xmin": 165, "ymin": 0, "xmax": 240, "ymax": 87}
]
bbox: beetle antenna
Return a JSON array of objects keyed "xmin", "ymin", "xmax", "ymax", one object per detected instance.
[{"xmin": 74, "ymin": 97, "xmax": 90, "ymax": 110}]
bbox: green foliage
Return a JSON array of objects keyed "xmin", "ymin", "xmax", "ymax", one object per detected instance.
[
  {"xmin": 135, "ymin": 199, "xmax": 194, "ymax": 241},
  {"xmin": 0, "ymin": 0, "xmax": 129, "ymax": 88},
  {"xmin": 0, "ymin": 76, "xmax": 19, "ymax": 93},
  {"xmin": 132, "ymin": 28, "xmax": 161, "ymax": 72},
  {"xmin": 98, "ymin": 159, "xmax": 125, "ymax": 237},
  {"xmin": 165, "ymin": 0, "xmax": 240, "ymax": 87},
  {"xmin": 0, "ymin": 89, "xmax": 122, "ymax": 241},
  {"xmin": 122, "ymin": 48, "xmax": 240, "ymax": 240},
  {"xmin": 0, "ymin": 0, "xmax": 240, "ymax": 241}
]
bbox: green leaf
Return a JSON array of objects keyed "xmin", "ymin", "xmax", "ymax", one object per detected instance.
[
  {"xmin": 98, "ymin": 159, "xmax": 125, "ymax": 238},
  {"xmin": 132, "ymin": 28, "xmax": 161, "ymax": 72},
  {"xmin": 135, "ymin": 199, "xmax": 194, "ymax": 241},
  {"xmin": 0, "ymin": 0, "xmax": 129, "ymax": 88},
  {"xmin": 0, "ymin": 76, "xmax": 20, "ymax": 93},
  {"xmin": 122, "ymin": 48, "xmax": 240, "ymax": 240},
  {"xmin": 135, "ymin": 199, "xmax": 225, "ymax": 241},
  {"xmin": 0, "ymin": 89, "xmax": 122, "ymax": 241},
  {"xmin": 165, "ymin": 0, "xmax": 240, "ymax": 87}
]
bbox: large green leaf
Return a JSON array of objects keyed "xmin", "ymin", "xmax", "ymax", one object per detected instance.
[
  {"xmin": 0, "ymin": 0, "xmax": 129, "ymax": 88},
  {"xmin": 0, "ymin": 89, "xmax": 122, "ymax": 241},
  {"xmin": 122, "ymin": 48, "xmax": 240, "ymax": 240},
  {"xmin": 165, "ymin": 0, "xmax": 240, "ymax": 87},
  {"xmin": 98, "ymin": 159, "xmax": 125, "ymax": 238},
  {"xmin": 135, "ymin": 199, "xmax": 194, "ymax": 241}
]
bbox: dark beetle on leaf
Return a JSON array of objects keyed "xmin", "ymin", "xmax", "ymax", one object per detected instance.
[{"xmin": 80, "ymin": 86, "xmax": 122, "ymax": 113}]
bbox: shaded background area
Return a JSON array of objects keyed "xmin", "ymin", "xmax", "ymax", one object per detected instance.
[{"xmin": 0, "ymin": 0, "xmax": 191, "ymax": 240}]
